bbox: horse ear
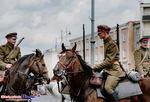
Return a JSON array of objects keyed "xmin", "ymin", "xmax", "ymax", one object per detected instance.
[
  {"xmin": 71, "ymin": 43, "xmax": 77, "ymax": 52},
  {"xmin": 36, "ymin": 49, "xmax": 42, "ymax": 57},
  {"xmin": 62, "ymin": 43, "xmax": 66, "ymax": 52}
]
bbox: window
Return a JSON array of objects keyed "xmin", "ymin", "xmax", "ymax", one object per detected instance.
[
  {"xmin": 86, "ymin": 42, "xmax": 89, "ymax": 49},
  {"xmin": 111, "ymin": 35, "xmax": 114, "ymax": 40},
  {"xmin": 123, "ymin": 49, "xmax": 126, "ymax": 58},
  {"xmin": 100, "ymin": 39, "xmax": 103, "ymax": 46},
  {"xmin": 136, "ymin": 42, "xmax": 140, "ymax": 49},
  {"xmin": 100, "ymin": 53, "xmax": 103, "ymax": 60},
  {"xmin": 123, "ymin": 33, "xmax": 126, "ymax": 41},
  {"xmin": 95, "ymin": 54, "xmax": 98, "ymax": 61},
  {"xmin": 86, "ymin": 55, "xmax": 89, "ymax": 62},
  {"xmin": 78, "ymin": 44, "xmax": 81, "ymax": 51},
  {"xmin": 136, "ymin": 28, "xmax": 140, "ymax": 35},
  {"xmin": 95, "ymin": 40, "xmax": 98, "ymax": 47}
]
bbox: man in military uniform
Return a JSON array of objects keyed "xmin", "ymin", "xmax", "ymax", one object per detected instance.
[
  {"xmin": 0, "ymin": 32, "xmax": 21, "ymax": 70},
  {"xmin": 93, "ymin": 25, "xmax": 125, "ymax": 102},
  {"xmin": 126, "ymin": 63, "xmax": 134, "ymax": 72},
  {"xmin": 134, "ymin": 37, "xmax": 150, "ymax": 78}
]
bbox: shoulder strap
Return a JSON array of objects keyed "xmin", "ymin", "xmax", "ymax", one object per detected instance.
[
  {"xmin": 138, "ymin": 50, "xmax": 148, "ymax": 66},
  {"xmin": 105, "ymin": 40, "xmax": 113, "ymax": 45},
  {"xmin": 6, "ymin": 47, "xmax": 16, "ymax": 58},
  {"xmin": 3, "ymin": 37, "xmax": 24, "ymax": 61}
]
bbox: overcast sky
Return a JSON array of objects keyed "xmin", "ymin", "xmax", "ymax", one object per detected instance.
[{"xmin": 0, "ymin": 0, "xmax": 150, "ymax": 56}]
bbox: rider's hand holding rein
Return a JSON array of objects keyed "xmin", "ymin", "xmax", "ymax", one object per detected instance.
[
  {"xmin": 141, "ymin": 74, "xmax": 144, "ymax": 78},
  {"xmin": 5, "ymin": 64, "xmax": 12, "ymax": 69}
]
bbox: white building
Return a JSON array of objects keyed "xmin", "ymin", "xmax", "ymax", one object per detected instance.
[{"xmin": 43, "ymin": 48, "xmax": 61, "ymax": 78}]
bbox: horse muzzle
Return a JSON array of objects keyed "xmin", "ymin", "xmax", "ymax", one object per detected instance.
[
  {"xmin": 44, "ymin": 76, "xmax": 50, "ymax": 84},
  {"xmin": 53, "ymin": 67, "xmax": 63, "ymax": 77}
]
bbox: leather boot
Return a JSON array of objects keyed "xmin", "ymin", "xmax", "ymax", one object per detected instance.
[{"xmin": 109, "ymin": 92, "xmax": 119, "ymax": 102}]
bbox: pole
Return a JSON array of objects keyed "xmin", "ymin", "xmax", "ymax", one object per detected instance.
[
  {"xmin": 116, "ymin": 24, "xmax": 119, "ymax": 50},
  {"xmin": 61, "ymin": 30, "xmax": 63, "ymax": 45},
  {"xmin": 66, "ymin": 27, "xmax": 67, "ymax": 45},
  {"xmin": 55, "ymin": 37, "xmax": 57, "ymax": 49},
  {"xmin": 90, "ymin": 0, "xmax": 95, "ymax": 66},
  {"xmin": 83, "ymin": 24, "xmax": 85, "ymax": 60}
]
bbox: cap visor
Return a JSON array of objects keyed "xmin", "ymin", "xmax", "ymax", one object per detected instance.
[
  {"xmin": 141, "ymin": 41, "xmax": 148, "ymax": 43},
  {"xmin": 9, "ymin": 36, "xmax": 17, "ymax": 39},
  {"xmin": 97, "ymin": 31, "xmax": 103, "ymax": 34}
]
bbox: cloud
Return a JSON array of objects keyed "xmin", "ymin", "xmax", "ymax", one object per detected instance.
[{"xmin": 0, "ymin": 0, "xmax": 149, "ymax": 56}]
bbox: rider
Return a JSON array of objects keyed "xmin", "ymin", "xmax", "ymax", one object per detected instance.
[
  {"xmin": 0, "ymin": 32, "xmax": 21, "ymax": 71},
  {"xmin": 92, "ymin": 25, "xmax": 125, "ymax": 102},
  {"xmin": 134, "ymin": 37, "xmax": 150, "ymax": 78}
]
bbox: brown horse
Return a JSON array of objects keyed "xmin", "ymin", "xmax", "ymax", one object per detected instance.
[
  {"xmin": 0, "ymin": 49, "xmax": 50, "ymax": 102},
  {"xmin": 53, "ymin": 43, "xmax": 150, "ymax": 102}
]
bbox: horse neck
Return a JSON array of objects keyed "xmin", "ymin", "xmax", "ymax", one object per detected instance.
[
  {"xmin": 7, "ymin": 57, "xmax": 33, "ymax": 94},
  {"xmin": 10, "ymin": 56, "xmax": 33, "ymax": 76},
  {"xmin": 70, "ymin": 64, "xmax": 91, "ymax": 100}
]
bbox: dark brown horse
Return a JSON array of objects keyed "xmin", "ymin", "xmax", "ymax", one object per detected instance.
[
  {"xmin": 0, "ymin": 49, "xmax": 50, "ymax": 102},
  {"xmin": 53, "ymin": 43, "xmax": 150, "ymax": 102}
]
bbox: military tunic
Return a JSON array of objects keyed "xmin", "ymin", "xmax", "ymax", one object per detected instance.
[
  {"xmin": 134, "ymin": 46, "xmax": 150, "ymax": 75},
  {"xmin": 93, "ymin": 36, "xmax": 125, "ymax": 77},
  {"xmin": 0, "ymin": 42, "xmax": 21, "ymax": 70},
  {"xmin": 93, "ymin": 36, "xmax": 125, "ymax": 95}
]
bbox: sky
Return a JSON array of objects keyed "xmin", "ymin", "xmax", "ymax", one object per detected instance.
[{"xmin": 0, "ymin": 0, "xmax": 150, "ymax": 56}]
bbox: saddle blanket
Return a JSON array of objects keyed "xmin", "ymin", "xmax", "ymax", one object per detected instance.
[{"xmin": 96, "ymin": 81, "xmax": 142, "ymax": 99}]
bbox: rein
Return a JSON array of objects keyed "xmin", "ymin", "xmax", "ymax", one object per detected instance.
[{"xmin": 56, "ymin": 51, "xmax": 93, "ymax": 101}]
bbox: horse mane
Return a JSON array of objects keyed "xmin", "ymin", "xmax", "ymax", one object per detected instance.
[
  {"xmin": 60, "ymin": 50, "xmax": 92, "ymax": 76},
  {"xmin": 75, "ymin": 53, "xmax": 92, "ymax": 76},
  {"xmin": 11, "ymin": 53, "xmax": 35, "ymax": 74}
]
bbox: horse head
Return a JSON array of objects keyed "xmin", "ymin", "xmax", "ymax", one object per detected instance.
[
  {"xmin": 53, "ymin": 43, "xmax": 92, "ymax": 99},
  {"xmin": 53, "ymin": 43, "xmax": 80, "ymax": 78},
  {"xmin": 53, "ymin": 43, "xmax": 92, "ymax": 77},
  {"xmin": 30, "ymin": 49, "xmax": 50, "ymax": 84}
]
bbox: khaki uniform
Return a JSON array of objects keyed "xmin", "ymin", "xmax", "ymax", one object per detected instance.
[
  {"xmin": 134, "ymin": 46, "xmax": 150, "ymax": 75},
  {"xmin": 0, "ymin": 42, "xmax": 21, "ymax": 70},
  {"xmin": 93, "ymin": 36, "xmax": 125, "ymax": 95}
]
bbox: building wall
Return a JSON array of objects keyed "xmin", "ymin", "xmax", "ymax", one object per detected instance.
[
  {"xmin": 140, "ymin": 3, "xmax": 150, "ymax": 47},
  {"xmin": 128, "ymin": 22, "xmax": 135, "ymax": 68}
]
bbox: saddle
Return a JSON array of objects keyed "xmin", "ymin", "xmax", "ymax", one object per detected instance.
[
  {"xmin": 0, "ymin": 70, "xmax": 7, "ymax": 84},
  {"xmin": 90, "ymin": 71, "xmax": 103, "ymax": 86}
]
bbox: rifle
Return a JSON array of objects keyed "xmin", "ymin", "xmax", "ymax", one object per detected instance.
[
  {"xmin": 144, "ymin": 71, "xmax": 149, "ymax": 77},
  {"xmin": 4, "ymin": 37, "xmax": 25, "ymax": 62}
]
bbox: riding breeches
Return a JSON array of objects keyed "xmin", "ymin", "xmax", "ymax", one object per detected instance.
[{"xmin": 104, "ymin": 75, "xmax": 121, "ymax": 95}]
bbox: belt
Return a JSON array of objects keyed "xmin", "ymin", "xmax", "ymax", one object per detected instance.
[
  {"xmin": 112, "ymin": 61, "xmax": 119, "ymax": 65},
  {"xmin": 143, "ymin": 62, "xmax": 150, "ymax": 64}
]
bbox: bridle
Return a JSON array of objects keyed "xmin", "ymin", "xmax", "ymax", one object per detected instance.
[
  {"xmin": 5, "ymin": 55, "xmax": 48, "ymax": 95},
  {"xmin": 55, "ymin": 51, "xmax": 93, "ymax": 101}
]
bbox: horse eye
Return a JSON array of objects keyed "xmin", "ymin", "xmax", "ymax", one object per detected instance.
[
  {"xmin": 42, "ymin": 64, "xmax": 45, "ymax": 66},
  {"xmin": 67, "ymin": 56, "xmax": 71, "ymax": 59}
]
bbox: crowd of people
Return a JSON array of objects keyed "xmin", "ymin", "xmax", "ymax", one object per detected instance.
[{"xmin": 31, "ymin": 84, "xmax": 49, "ymax": 97}]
